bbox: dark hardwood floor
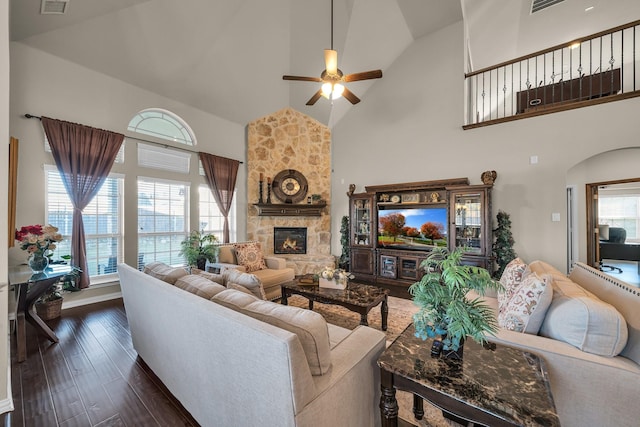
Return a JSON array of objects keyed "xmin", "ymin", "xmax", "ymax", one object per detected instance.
[{"xmin": 5, "ymin": 299, "xmax": 199, "ymax": 427}]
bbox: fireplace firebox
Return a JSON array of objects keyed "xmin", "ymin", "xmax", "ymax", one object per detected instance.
[{"xmin": 274, "ymin": 227, "xmax": 307, "ymax": 254}]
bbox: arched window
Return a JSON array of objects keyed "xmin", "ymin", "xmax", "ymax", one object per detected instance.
[{"xmin": 127, "ymin": 108, "xmax": 196, "ymax": 145}]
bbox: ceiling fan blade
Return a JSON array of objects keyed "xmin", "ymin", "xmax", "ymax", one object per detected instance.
[
  {"xmin": 343, "ymin": 69, "xmax": 383, "ymax": 83},
  {"xmin": 324, "ymin": 49, "xmax": 339, "ymax": 75},
  {"xmin": 342, "ymin": 87, "xmax": 361, "ymax": 105},
  {"xmin": 283, "ymin": 75, "xmax": 323, "ymax": 82},
  {"xmin": 306, "ymin": 90, "xmax": 323, "ymax": 106}
]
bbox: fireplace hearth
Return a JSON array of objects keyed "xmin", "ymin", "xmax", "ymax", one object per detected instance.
[{"xmin": 274, "ymin": 227, "xmax": 307, "ymax": 254}]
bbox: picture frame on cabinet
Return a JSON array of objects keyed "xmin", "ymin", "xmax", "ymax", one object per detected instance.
[{"xmin": 401, "ymin": 193, "xmax": 420, "ymax": 204}]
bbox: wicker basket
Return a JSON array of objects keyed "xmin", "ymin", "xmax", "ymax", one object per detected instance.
[{"xmin": 36, "ymin": 298, "xmax": 63, "ymax": 321}]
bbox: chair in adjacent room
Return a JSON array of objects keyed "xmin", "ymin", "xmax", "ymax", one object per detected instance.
[{"xmin": 599, "ymin": 224, "xmax": 624, "ymax": 273}]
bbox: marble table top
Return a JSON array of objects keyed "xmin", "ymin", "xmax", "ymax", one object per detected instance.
[
  {"xmin": 282, "ymin": 281, "xmax": 389, "ymax": 307},
  {"xmin": 378, "ymin": 324, "xmax": 561, "ymax": 427}
]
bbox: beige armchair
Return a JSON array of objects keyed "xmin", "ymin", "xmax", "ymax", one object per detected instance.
[{"xmin": 209, "ymin": 242, "xmax": 295, "ymax": 300}]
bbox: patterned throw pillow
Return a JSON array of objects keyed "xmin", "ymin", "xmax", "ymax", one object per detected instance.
[
  {"xmin": 498, "ymin": 258, "xmax": 527, "ymax": 315},
  {"xmin": 498, "ymin": 272, "xmax": 553, "ymax": 334},
  {"xmin": 234, "ymin": 242, "xmax": 267, "ymax": 272}
]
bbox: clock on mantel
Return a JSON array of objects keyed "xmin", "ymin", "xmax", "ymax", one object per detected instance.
[{"xmin": 272, "ymin": 169, "xmax": 308, "ymax": 204}]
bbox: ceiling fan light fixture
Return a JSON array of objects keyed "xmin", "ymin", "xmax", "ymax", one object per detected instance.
[
  {"xmin": 324, "ymin": 49, "xmax": 338, "ymax": 75},
  {"xmin": 321, "ymin": 82, "xmax": 344, "ymax": 100}
]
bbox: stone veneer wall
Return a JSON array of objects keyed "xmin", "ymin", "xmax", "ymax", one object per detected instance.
[{"xmin": 246, "ymin": 108, "xmax": 334, "ymax": 274}]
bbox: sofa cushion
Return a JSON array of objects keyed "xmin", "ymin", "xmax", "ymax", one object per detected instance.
[
  {"xmin": 498, "ymin": 258, "xmax": 527, "ymax": 315},
  {"xmin": 253, "ymin": 267, "xmax": 295, "ymax": 289},
  {"xmin": 234, "ymin": 242, "xmax": 267, "ymax": 272},
  {"xmin": 191, "ymin": 268, "xmax": 225, "ymax": 285},
  {"xmin": 143, "ymin": 262, "xmax": 188, "ymax": 284},
  {"xmin": 498, "ymin": 272, "xmax": 553, "ymax": 334},
  {"xmin": 223, "ymin": 268, "xmax": 266, "ymax": 300},
  {"xmin": 217, "ymin": 244, "xmax": 236, "ymax": 264},
  {"xmin": 213, "ymin": 289, "xmax": 332, "ymax": 375},
  {"xmin": 540, "ymin": 275, "xmax": 628, "ymax": 356},
  {"xmin": 174, "ymin": 275, "xmax": 226, "ymax": 300}
]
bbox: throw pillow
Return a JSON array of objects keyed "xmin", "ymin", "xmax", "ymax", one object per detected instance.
[
  {"xmin": 540, "ymin": 277, "xmax": 628, "ymax": 356},
  {"xmin": 498, "ymin": 257, "xmax": 527, "ymax": 315},
  {"xmin": 223, "ymin": 268, "xmax": 266, "ymax": 300},
  {"xmin": 497, "ymin": 272, "xmax": 553, "ymax": 334},
  {"xmin": 234, "ymin": 242, "xmax": 267, "ymax": 272}
]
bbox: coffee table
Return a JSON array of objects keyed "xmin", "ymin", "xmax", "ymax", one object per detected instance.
[
  {"xmin": 281, "ymin": 280, "xmax": 389, "ymax": 330},
  {"xmin": 378, "ymin": 324, "xmax": 560, "ymax": 427}
]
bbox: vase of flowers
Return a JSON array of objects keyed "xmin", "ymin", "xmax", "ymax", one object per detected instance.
[
  {"xmin": 319, "ymin": 266, "xmax": 354, "ymax": 290},
  {"xmin": 15, "ymin": 224, "xmax": 63, "ymax": 273}
]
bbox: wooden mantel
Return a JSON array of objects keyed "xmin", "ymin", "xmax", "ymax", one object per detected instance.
[{"xmin": 253, "ymin": 201, "xmax": 327, "ymax": 217}]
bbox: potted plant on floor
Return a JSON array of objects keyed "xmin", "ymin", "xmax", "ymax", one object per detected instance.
[
  {"xmin": 35, "ymin": 266, "xmax": 81, "ymax": 321},
  {"xmin": 180, "ymin": 230, "xmax": 219, "ymax": 270},
  {"xmin": 409, "ymin": 246, "xmax": 502, "ymax": 359}
]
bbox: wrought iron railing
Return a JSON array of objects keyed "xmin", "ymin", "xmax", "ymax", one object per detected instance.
[{"xmin": 464, "ymin": 20, "xmax": 640, "ymax": 129}]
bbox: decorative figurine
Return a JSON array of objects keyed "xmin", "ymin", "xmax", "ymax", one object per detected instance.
[
  {"xmin": 346, "ymin": 183, "xmax": 356, "ymax": 196},
  {"xmin": 481, "ymin": 170, "xmax": 497, "ymax": 185}
]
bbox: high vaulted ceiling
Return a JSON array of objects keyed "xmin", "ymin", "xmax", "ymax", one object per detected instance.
[{"xmin": 9, "ymin": 0, "xmax": 462, "ymax": 127}]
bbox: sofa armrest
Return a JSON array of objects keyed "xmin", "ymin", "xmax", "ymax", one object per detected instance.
[
  {"xmin": 264, "ymin": 256, "xmax": 287, "ymax": 270},
  {"xmin": 295, "ymin": 326, "xmax": 386, "ymax": 427}
]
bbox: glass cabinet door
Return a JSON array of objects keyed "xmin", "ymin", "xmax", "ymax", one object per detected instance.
[
  {"xmin": 351, "ymin": 195, "xmax": 373, "ymax": 247},
  {"xmin": 452, "ymin": 191, "xmax": 484, "ymax": 255}
]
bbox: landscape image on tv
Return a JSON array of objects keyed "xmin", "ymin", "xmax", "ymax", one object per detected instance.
[{"xmin": 378, "ymin": 207, "xmax": 448, "ymax": 250}]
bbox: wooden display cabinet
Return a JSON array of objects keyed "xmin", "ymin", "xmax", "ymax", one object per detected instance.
[
  {"xmin": 348, "ymin": 193, "xmax": 376, "ymax": 281},
  {"xmin": 448, "ymin": 185, "xmax": 493, "ymax": 270}
]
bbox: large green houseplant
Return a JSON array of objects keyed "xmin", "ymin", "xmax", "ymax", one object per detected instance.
[
  {"xmin": 180, "ymin": 230, "xmax": 219, "ymax": 270},
  {"xmin": 409, "ymin": 247, "xmax": 502, "ymax": 358}
]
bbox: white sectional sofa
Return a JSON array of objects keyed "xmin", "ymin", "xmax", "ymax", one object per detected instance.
[
  {"xmin": 478, "ymin": 260, "xmax": 640, "ymax": 427},
  {"xmin": 117, "ymin": 263, "xmax": 386, "ymax": 427}
]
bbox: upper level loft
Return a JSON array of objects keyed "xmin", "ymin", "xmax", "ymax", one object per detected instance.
[{"xmin": 463, "ymin": 20, "xmax": 640, "ymax": 129}]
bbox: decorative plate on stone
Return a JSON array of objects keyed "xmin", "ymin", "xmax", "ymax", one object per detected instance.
[{"xmin": 272, "ymin": 169, "xmax": 309, "ymax": 204}]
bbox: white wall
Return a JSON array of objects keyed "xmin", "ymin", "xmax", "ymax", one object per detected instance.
[
  {"xmin": 331, "ymin": 21, "xmax": 640, "ymax": 273},
  {"xmin": 8, "ymin": 43, "xmax": 248, "ymax": 269},
  {"xmin": 0, "ymin": 0, "xmax": 11, "ymax": 414}
]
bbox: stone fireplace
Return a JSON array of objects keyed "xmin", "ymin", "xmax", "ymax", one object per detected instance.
[{"xmin": 246, "ymin": 108, "xmax": 335, "ymax": 274}]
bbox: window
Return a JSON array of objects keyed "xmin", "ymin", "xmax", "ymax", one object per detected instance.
[
  {"xmin": 199, "ymin": 185, "xmax": 236, "ymax": 242},
  {"xmin": 138, "ymin": 178, "xmax": 190, "ymax": 266},
  {"xmin": 138, "ymin": 142, "xmax": 191, "ymax": 174},
  {"xmin": 599, "ymin": 195, "xmax": 640, "ymax": 242},
  {"xmin": 45, "ymin": 166, "xmax": 124, "ymax": 277},
  {"xmin": 128, "ymin": 109, "xmax": 196, "ymax": 145}
]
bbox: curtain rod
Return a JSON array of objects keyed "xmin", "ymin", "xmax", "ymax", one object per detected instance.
[{"xmin": 24, "ymin": 113, "xmax": 243, "ymax": 164}]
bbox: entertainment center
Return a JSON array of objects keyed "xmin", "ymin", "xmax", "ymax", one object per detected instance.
[{"xmin": 348, "ymin": 177, "xmax": 493, "ymax": 296}]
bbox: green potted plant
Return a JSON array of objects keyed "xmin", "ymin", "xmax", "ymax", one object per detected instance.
[
  {"xmin": 179, "ymin": 230, "xmax": 219, "ymax": 270},
  {"xmin": 35, "ymin": 266, "xmax": 81, "ymax": 321},
  {"xmin": 409, "ymin": 246, "xmax": 502, "ymax": 359},
  {"xmin": 493, "ymin": 210, "xmax": 517, "ymax": 279},
  {"xmin": 338, "ymin": 215, "xmax": 350, "ymax": 270}
]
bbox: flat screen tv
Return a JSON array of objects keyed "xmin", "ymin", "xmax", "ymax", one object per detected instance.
[{"xmin": 378, "ymin": 206, "xmax": 448, "ymax": 251}]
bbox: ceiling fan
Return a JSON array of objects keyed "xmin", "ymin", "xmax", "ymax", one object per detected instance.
[{"xmin": 282, "ymin": 0, "xmax": 383, "ymax": 105}]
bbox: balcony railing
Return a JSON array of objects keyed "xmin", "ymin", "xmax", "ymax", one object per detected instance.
[{"xmin": 464, "ymin": 20, "xmax": 640, "ymax": 129}]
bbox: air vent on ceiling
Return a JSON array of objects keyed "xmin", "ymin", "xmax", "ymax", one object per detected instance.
[
  {"xmin": 531, "ymin": 0, "xmax": 565, "ymax": 14},
  {"xmin": 41, "ymin": 0, "xmax": 69, "ymax": 15}
]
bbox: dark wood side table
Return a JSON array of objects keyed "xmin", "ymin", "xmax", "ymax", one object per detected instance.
[
  {"xmin": 9, "ymin": 264, "xmax": 76, "ymax": 362},
  {"xmin": 378, "ymin": 324, "xmax": 560, "ymax": 427},
  {"xmin": 281, "ymin": 281, "xmax": 389, "ymax": 330}
]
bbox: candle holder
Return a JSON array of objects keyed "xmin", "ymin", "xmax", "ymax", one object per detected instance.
[
  {"xmin": 266, "ymin": 181, "xmax": 272, "ymax": 204},
  {"xmin": 258, "ymin": 179, "xmax": 264, "ymax": 204}
]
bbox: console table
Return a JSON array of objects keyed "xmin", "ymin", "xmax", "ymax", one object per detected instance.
[
  {"xmin": 378, "ymin": 324, "xmax": 560, "ymax": 427},
  {"xmin": 9, "ymin": 264, "xmax": 75, "ymax": 362}
]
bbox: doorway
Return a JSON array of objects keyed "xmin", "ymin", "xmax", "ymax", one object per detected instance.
[{"xmin": 586, "ymin": 178, "xmax": 640, "ymax": 286}]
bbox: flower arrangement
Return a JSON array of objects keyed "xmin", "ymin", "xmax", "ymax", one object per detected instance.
[
  {"xmin": 15, "ymin": 224, "xmax": 63, "ymax": 257},
  {"xmin": 319, "ymin": 266, "xmax": 354, "ymax": 284}
]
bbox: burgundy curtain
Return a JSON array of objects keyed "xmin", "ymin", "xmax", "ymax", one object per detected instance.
[
  {"xmin": 42, "ymin": 117, "xmax": 124, "ymax": 289},
  {"xmin": 199, "ymin": 152, "xmax": 239, "ymax": 243}
]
